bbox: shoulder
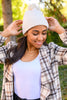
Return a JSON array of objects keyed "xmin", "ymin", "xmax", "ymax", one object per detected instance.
[
  {"xmin": 48, "ymin": 42, "xmax": 59, "ymax": 49},
  {"xmin": 40, "ymin": 42, "xmax": 59, "ymax": 50}
]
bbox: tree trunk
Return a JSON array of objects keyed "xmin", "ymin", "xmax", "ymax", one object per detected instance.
[{"xmin": 2, "ymin": 0, "xmax": 16, "ymax": 43}]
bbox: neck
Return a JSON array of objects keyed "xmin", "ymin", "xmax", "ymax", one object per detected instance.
[
  {"xmin": 27, "ymin": 42, "xmax": 39, "ymax": 52},
  {"xmin": 27, "ymin": 47, "xmax": 39, "ymax": 52}
]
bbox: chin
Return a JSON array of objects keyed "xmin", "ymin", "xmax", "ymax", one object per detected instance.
[{"xmin": 34, "ymin": 45, "xmax": 42, "ymax": 49}]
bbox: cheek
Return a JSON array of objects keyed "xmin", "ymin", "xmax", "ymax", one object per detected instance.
[{"xmin": 27, "ymin": 35, "xmax": 37, "ymax": 42}]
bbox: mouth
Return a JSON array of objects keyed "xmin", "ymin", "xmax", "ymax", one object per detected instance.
[{"xmin": 36, "ymin": 42, "xmax": 43, "ymax": 45}]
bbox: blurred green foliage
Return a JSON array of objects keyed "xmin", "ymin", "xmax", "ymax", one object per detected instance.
[
  {"xmin": 41, "ymin": 0, "xmax": 67, "ymax": 24},
  {"xmin": 0, "ymin": 0, "xmax": 67, "ymax": 99},
  {"xmin": 0, "ymin": 0, "xmax": 28, "ymax": 25},
  {"xmin": 12, "ymin": 0, "xmax": 28, "ymax": 21},
  {"xmin": 0, "ymin": 26, "xmax": 3, "ymax": 31}
]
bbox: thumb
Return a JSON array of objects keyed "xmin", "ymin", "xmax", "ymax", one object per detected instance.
[{"xmin": 45, "ymin": 17, "xmax": 49, "ymax": 20}]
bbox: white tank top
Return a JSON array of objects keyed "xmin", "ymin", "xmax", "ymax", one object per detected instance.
[{"xmin": 12, "ymin": 54, "xmax": 41, "ymax": 99}]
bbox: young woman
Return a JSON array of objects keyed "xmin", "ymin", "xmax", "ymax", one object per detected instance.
[{"xmin": 0, "ymin": 5, "xmax": 67, "ymax": 100}]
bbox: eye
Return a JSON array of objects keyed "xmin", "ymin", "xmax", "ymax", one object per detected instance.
[
  {"xmin": 32, "ymin": 33, "xmax": 38, "ymax": 36},
  {"xmin": 42, "ymin": 32, "xmax": 47, "ymax": 35}
]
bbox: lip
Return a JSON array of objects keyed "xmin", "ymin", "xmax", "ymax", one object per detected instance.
[{"xmin": 36, "ymin": 42, "xmax": 43, "ymax": 45}]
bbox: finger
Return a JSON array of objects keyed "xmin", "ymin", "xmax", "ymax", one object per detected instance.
[
  {"xmin": 17, "ymin": 21, "xmax": 23, "ymax": 25},
  {"xmin": 45, "ymin": 17, "xmax": 55, "ymax": 21},
  {"xmin": 45, "ymin": 17, "xmax": 49, "ymax": 20},
  {"xmin": 15, "ymin": 20, "xmax": 23, "ymax": 22},
  {"xmin": 17, "ymin": 30, "xmax": 22, "ymax": 35},
  {"xmin": 17, "ymin": 26, "xmax": 22, "ymax": 30},
  {"xmin": 48, "ymin": 27, "xmax": 53, "ymax": 31},
  {"xmin": 16, "ymin": 20, "xmax": 23, "ymax": 25}
]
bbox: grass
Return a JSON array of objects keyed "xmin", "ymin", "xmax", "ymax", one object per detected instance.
[
  {"xmin": 0, "ymin": 64, "xmax": 3, "ymax": 98},
  {"xmin": 59, "ymin": 65, "xmax": 67, "ymax": 100},
  {"xmin": 0, "ymin": 64, "xmax": 67, "ymax": 100}
]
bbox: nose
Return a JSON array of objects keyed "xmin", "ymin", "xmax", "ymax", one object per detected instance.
[{"xmin": 38, "ymin": 35, "xmax": 43, "ymax": 41}]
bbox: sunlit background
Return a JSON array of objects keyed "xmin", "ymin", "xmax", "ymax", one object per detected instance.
[
  {"xmin": 24, "ymin": 0, "xmax": 39, "ymax": 4},
  {"xmin": 24, "ymin": 0, "xmax": 67, "ymax": 17},
  {"xmin": 0, "ymin": 0, "xmax": 67, "ymax": 99},
  {"xmin": 0, "ymin": 0, "xmax": 67, "ymax": 25}
]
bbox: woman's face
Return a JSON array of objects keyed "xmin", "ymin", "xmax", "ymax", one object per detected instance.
[{"xmin": 26, "ymin": 25, "xmax": 47, "ymax": 49}]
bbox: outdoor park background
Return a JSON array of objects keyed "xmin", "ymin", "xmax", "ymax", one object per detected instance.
[{"xmin": 0, "ymin": 0, "xmax": 67, "ymax": 99}]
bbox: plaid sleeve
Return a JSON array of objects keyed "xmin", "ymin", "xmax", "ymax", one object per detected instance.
[
  {"xmin": 52, "ymin": 31, "xmax": 67, "ymax": 65},
  {"xmin": 54, "ymin": 44, "xmax": 67, "ymax": 65},
  {"xmin": 49, "ymin": 42, "xmax": 67, "ymax": 65},
  {"xmin": 59, "ymin": 31, "xmax": 67, "ymax": 45},
  {"xmin": 0, "ymin": 34, "xmax": 7, "ymax": 46},
  {"xmin": 0, "ymin": 35, "xmax": 17, "ymax": 64}
]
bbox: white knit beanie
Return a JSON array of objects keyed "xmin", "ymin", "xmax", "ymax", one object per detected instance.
[{"xmin": 22, "ymin": 4, "xmax": 49, "ymax": 34}]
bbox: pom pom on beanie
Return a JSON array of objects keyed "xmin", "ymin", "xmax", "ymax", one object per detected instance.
[{"xmin": 28, "ymin": 4, "xmax": 40, "ymax": 11}]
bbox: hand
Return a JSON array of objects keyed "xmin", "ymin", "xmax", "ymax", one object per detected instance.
[
  {"xmin": 46, "ymin": 17, "xmax": 65, "ymax": 34},
  {"xmin": 2, "ymin": 20, "xmax": 23, "ymax": 37}
]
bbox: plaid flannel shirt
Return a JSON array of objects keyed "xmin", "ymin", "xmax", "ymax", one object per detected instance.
[{"xmin": 0, "ymin": 32, "xmax": 67, "ymax": 100}]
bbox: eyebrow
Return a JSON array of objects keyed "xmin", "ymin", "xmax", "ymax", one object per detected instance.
[{"xmin": 32, "ymin": 29, "xmax": 47, "ymax": 32}]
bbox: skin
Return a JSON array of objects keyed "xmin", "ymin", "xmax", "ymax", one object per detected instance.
[
  {"xmin": 1, "ymin": 17, "xmax": 65, "ymax": 62},
  {"xmin": 46, "ymin": 17, "xmax": 65, "ymax": 34},
  {"xmin": 21, "ymin": 25, "xmax": 47, "ymax": 62},
  {"xmin": 26, "ymin": 25, "xmax": 47, "ymax": 49},
  {"xmin": 1, "ymin": 17, "xmax": 65, "ymax": 37},
  {"xmin": 1, "ymin": 20, "xmax": 23, "ymax": 37}
]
